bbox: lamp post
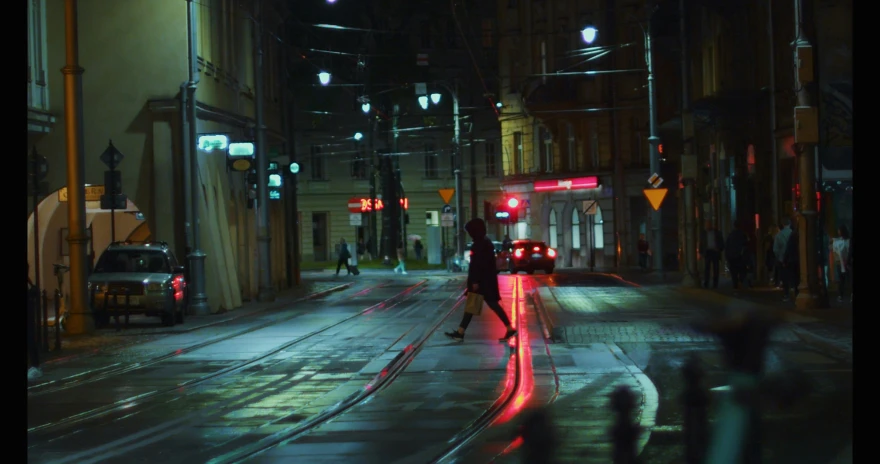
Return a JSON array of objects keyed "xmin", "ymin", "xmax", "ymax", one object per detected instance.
[
  {"xmin": 642, "ymin": 17, "xmax": 663, "ymax": 276},
  {"xmin": 424, "ymin": 83, "xmax": 463, "ymax": 264}
]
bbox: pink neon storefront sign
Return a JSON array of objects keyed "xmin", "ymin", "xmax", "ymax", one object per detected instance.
[{"xmin": 533, "ymin": 176, "xmax": 599, "ymax": 192}]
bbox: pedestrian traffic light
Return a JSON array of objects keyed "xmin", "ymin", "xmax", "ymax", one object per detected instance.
[{"xmin": 495, "ymin": 198, "xmax": 520, "ymax": 223}]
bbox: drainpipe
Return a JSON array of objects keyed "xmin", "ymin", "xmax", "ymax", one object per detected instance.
[
  {"xmin": 186, "ymin": 0, "xmax": 209, "ymax": 315},
  {"xmin": 254, "ymin": 0, "xmax": 275, "ymax": 302}
]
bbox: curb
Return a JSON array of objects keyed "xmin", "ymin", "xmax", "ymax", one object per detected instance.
[{"xmin": 529, "ymin": 288, "xmax": 562, "ymax": 342}]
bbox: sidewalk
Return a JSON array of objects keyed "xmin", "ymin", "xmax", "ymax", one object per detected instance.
[
  {"xmin": 37, "ymin": 278, "xmax": 353, "ymax": 366},
  {"xmin": 613, "ymin": 269, "xmax": 853, "ymax": 356}
]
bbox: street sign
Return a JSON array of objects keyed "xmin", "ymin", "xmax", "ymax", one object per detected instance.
[
  {"xmin": 349, "ymin": 213, "xmax": 362, "ymax": 226},
  {"xmin": 100, "ymin": 140, "xmax": 124, "ymax": 169},
  {"xmin": 438, "ymin": 188, "xmax": 455, "ymax": 204},
  {"xmin": 648, "ymin": 172, "xmax": 663, "ymax": 188},
  {"xmin": 442, "ymin": 204, "xmax": 453, "ymax": 214},
  {"xmin": 644, "ymin": 188, "xmax": 668, "ymax": 211},
  {"xmin": 582, "ymin": 200, "xmax": 598, "ymax": 215},
  {"xmin": 348, "ymin": 198, "xmax": 362, "ymax": 214},
  {"xmin": 417, "ymin": 54, "xmax": 428, "ymax": 66},
  {"xmin": 441, "ymin": 213, "xmax": 454, "ymax": 227},
  {"xmin": 58, "ymin": 185, "xmax": 104, "ymax": 202}
]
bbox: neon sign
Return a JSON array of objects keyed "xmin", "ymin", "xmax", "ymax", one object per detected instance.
[
  {"xmin": 359, "ymin": 198, "xmax": 408, "ymax": 211},
  {"xmin": 534, "ymin": 176, "xmax": 599, "ymax": 192}
]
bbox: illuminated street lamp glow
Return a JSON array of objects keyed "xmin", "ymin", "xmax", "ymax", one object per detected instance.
[
  {"xmin": 418, "ymin": 95, "xmax": 429, "ymax": 110},
  {"xmin": 495, "ymin": 102, "xmax": 503, "ymax": 108},
  {"xmin": 318, "ymin": 71, "xmax": 331, "ymax": 85},
  {"xmin": 581, "ymin": 26, "xmax": 598, "ymax": 44},
  {"xmin": 326, "ymin": 0, "xmax": 336, "ymax": 3},
  {"xmin": 289, "ymin": 162, "xmax": 300, "ymax": 174},
  {"xmin": 430, "ymin": 93, "xmax": 441, "ymax": 105},
  {"xmin": 361, "ymin": 102, "xmax": 370, "ymax": 113},
  {"xmin": 354, "ymin": 132, "xmax": 363, "ymax": 141}
]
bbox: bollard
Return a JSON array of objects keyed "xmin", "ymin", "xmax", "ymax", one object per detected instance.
[
  {"xmin": 610, "ymin": 385, "xmax": 641, "ymax": 464},
  {"xmin": 520, "ymin": 408, "xmax": 558, "ymax": 464},
  {"xmin": 41, "ymin": 289, "xmax": 49, "ymax": 352},
  {"xmin": 682, "ymin": 355, "xmax": 709, "ymax": 464},
  {"xmin": 54, "ymin": 290, "xmax": 62, "ymax": 351}
]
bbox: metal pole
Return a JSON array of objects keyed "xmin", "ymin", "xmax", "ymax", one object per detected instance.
[
  {"xmin": 282, "ymin": 37, "xmax": 301, "ymax": 287},
  {"xmin": 368, "ymin": 114, "xmax": 378, "ymax": 258},
  {"xmin": 61, "ymin": 0, "xmax": 92, "ymax": 335},
  {"xmin": 646, "ymin": 24, "xmax": 663, "ymax": 276},
  {"xmin": 793, "ymin": 0, "xmax": 819, "ymax": 309},
  {"xmin": 254, "ymin": 0, "xmax": 275, "ymax": 302},
  {"xmin": 186, "ymin": 0, "xmax": 209, "ymax": 314},
  {"xmin": 469, "ymin": 130, "xmax": 477, "ymax": 220},
  {"xmin": 680, "ymin": 0, "xmax": 699, "ymax": 287},
  {"xmin": 768, "ymin": 0, "xmax": 779, "ymax": 224},
  {"xmin": 109, "ymin": 163, "xmax": 116, "ymax": 242},
  {"xmin": 452, "ymin": 84, "xmax": 464, "ymax": 263}
]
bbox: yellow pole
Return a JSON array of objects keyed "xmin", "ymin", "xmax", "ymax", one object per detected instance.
[{"xmin": 62, "ymin": 0, "xmax": 93, "ymax": 334}]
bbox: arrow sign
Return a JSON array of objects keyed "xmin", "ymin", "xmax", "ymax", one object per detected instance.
[
  {"xmin": 438, "ymin": 188, "xmax": 455, "ymax": 204},
  {"xmin": 643, "ymin": 188, "xmax": 668, "ymax": 211}
]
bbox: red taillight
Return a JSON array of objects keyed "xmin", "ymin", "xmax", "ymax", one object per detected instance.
[
  {"xmin": 547, "ymin": 248, "xmax": 556, "ymax": 258},
  {"xmin": 469, "ymin": 251, "xmax": 474, "ymax": 256},
  {"xmin": 514, "ymin": 248, "xmax": 523, "ymax": 258}
]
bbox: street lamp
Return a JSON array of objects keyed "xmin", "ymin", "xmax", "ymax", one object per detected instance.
[
  {"xmin": 354, "ymin": 132, "xmax": 363, "ymax": 141},
  {"xmin": 361, "ymin": 102, "xmax": 370, "ymax": 113},
  {"xmin": 581, "ymin": 26, "xmax": 598, "ymax": 44},
  {"xmin": 318, "ymin": 71, "xmax": 331, "ymax": 85},
  {"xmin": 430, "ymin": 93, "xmax": 442, "ymax": 105},
  {"xmin": 418, "ymin": 95, "xmax": 429, "ymax": 110}
]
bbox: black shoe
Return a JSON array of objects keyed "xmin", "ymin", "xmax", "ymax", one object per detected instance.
[
  {"xmin": 498, "ymin": 329, "xmax": 517, "ymax": 342},
  {"xmin": 445, "ymin": 331, "xmax": 464, "ymax": 342}
]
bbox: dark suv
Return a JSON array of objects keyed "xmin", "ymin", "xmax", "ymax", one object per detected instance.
[
  {"xmin": 88, "ymin": 242, "xmax": 187, "ymax": 327},
  {"xmin": 505, "ymin": 240, "xmax": 557, "ymax": 274}
]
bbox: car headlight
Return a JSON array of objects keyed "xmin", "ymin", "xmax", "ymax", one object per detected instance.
[{"xmin": 146, "ymin": 283, "xmax": 164, "ymax": 292}]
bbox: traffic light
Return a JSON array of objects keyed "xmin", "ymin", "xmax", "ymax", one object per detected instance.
[{"xmin": 495, "ymin": 197, "xmax": 520, "ymax": 223}]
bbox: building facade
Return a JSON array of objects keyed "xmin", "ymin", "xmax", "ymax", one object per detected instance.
[
  {"xmin": 497, "ymin": 0, "xmax": 675, "ymax": 269},
  {"xmin": 292, "ymin": 0, "xmax": 505, "ymax": 263},
  {"xmin": 27, "ymin": 0, "xmax": 288, "ymax": 311}
]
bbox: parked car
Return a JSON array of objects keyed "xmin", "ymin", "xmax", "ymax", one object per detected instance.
[
  {"xmin": 461, "ymin": 241, "xmax": 507, "ymax": 273},
  {"xmin": 503, "ymin": 239, "xmax": 557, "ymax": 274},
  {"xmin": 87, "ymin": 241, "xmax": 187, "ymax": 327}
]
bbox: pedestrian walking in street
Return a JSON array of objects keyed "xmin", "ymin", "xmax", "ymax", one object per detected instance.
[
  {"xmin": 700, "ymin": 220, "xmax": 724, "ymax": 289},
  {"xmin": 725, "ymin": 221, "xmax": 749, "ymax": 290},
  {"xmin": 335, "ymin": 238, "xmax": 352, "ymax": 276},
  {"xmin": 831, "ymin": 225, "xmax": 850, "ymax": 303},
  {"xmin": 637, "ymin": 233, "xmax": 650, "ymax": 271},
  {"xmin": 27, "ymin": 261, "xmax": 41, "ymax": 382},
  {"xmin": 780, "ymin": 219, "xmax": 800, "ymax": 302},
  {"xmin": 414, "ymin": 239, "xmax": 424, "ymax": 261},
  {"xmin": 445, "ymin": 218, "xmax": 516, "ymax": 342},
  {"xmin": 393, "ymin": 241, "xmax": 407, "ymax": 274}
]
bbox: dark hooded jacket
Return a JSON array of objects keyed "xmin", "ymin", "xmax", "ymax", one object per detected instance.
[{"xmin": 465, "ymin": 218, "xmax": 501, "ymax": 303}]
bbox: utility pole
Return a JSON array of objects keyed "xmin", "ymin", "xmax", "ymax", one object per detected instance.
[
  {"xmin": 646, "ymin": 20, "xmax": 663, "ymax": 276},
  {"xmin": 452, "ymin": 83, "xmax": 464, "ymax": 261},
  {"xmin": 368, "ymin": 113, "xmax": 378, "ymax": 258},
  {"xmin": 61, "ymin": 0, "xmax": 93, "ymax": 334},
  {"xmin": 608, "ymin": 0, "xmax": 624, "ymax": 270},
  {"xmin": 792, "ymin": 0, "xmax": 821, "ymax": 309},
  {"xmin": 281, "ymin": 23, "xmax": 300, "ymax": 287},
  {"xmin": 254, "ymin": 0, "xmax": 275, "ymax": 302},
  {"xmin": 185, "ymin": 0, "xmax": 209, "ymax": 315},
  {"xmin": 469, "ymin": 130, "xmax": 477, "ymax": 220},
  {"xmin": 680, "ymin": 0, "xmax": 699, "ymax": 287}
]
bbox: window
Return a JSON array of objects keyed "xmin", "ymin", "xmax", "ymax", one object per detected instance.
[
  {"xmin": 549, "ymin": 209, "xmax": 558, "ymax": 248},
  {"xmin": 310, "ymin": 145, "xmax": 325, "ymax": 180},
  {"xmin": 424, "ymin": 143, "xmax": 439, "ymax": 178},
  {"xmin": 566, "ymin": 123, "xmax": 576, "ymax": 171},
  {"xmin": 485, "ymin": 142, "xmax": 497, "ymax": 177},
  {"xmin": 537, "ymin": 125, "xmax": 553, "ymax": 172},
  {"xmin": 513, "ymin": 132, "xmax": 524, "ymax": 174},
  {"xmin": 421, "ymin": 21, "xmax": 434, "ymax": 49},
  {"xmin": 571, "ymin": 209, "xmax": 581, "ymax": 249},
  {"xmin": 593, "ymin": 206, "xmax": 604, "ymax": 249},
  {"xmin": 351, "ymin": 144, "xmax": 367, "ymax": 179}
]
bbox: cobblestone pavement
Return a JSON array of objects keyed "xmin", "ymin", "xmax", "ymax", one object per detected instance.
[{"xmin": 530, "ymin": 273, "xmax": 852, "ymax": 464}]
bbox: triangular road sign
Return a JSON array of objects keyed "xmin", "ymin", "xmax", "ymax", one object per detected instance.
[
  {"xmin": 643, "ymin": 188, "xmax": 668, "ymax": 211},
  {"xmin": 438, "ymin": 188, "xmax": 455, "ymax": 204}
]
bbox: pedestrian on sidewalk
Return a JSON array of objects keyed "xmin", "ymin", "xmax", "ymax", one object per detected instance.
[
  {"xmin": 780, "ymin": 219, "xmax": 800, "ymax": 302},
  {"xmin": 445, "ymin": 218, "xmax": 517, "ymax": 342},
  {"xmin": 725, "ymin": 221, "xmax": 749, "ymax": 290},
  {"xmin": 831, "ymin": 225, "xmax": 850, "ymax": 303},
  {"xmin": 393, "ymin": 241, "xmax": 407, "ymax": 274},
  {"xmin": 335, "ymin": 238, "xmax": 352, "ymax": 276},
  {"xmin": 700, "ymin": 220, "xmax": 724, "ymax": 289},
  {"xmin": 637, "ymin": 233, "xmax": 650, "ymax": 271},
  {"xmin": 414, "ymin": 239, "xmax": 424, "ymax": 261},
  {"xmin": 27, "ymin": 261, "xmax": 42, "ymax": 382}
]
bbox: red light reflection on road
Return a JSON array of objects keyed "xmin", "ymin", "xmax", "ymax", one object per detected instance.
[{"xmin": 494, "ymin": 277, "xmax": 534, "ymax": 425}]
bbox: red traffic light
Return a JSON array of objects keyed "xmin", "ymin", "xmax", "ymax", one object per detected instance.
[{"xmin": 507, "ymin": 198, "xmax": 519, "ymax": 208}]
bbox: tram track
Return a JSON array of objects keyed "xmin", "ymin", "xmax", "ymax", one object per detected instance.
[
  {"xmin": 27, "ymin": 279, "xmax": 427, "ymax": 441},
  {"xmin": 27, "ymin": 281, "xmax": 377, "ymax": 397}
]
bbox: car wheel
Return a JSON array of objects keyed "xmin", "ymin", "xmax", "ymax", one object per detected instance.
[
  {"xmin": 175, "ymin": 298, "xmax": 185, "ymax": 324},
  {"xmin": 526, "ymin": 269, "xmax": 535, "ymax": 275}
]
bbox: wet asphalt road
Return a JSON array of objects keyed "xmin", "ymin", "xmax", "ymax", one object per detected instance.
[{"xmin": 26, "ymin": 271, "xmax": 852, "ymax": 463}]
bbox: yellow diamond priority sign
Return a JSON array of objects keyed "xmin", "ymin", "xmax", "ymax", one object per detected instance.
[
  {"xmin": 438, "ymin": 188, "xmax": 455, "ymax": 204},
  {"xmin": 643, "ymin": 188, "xmax": 668, "ymax": 211}
]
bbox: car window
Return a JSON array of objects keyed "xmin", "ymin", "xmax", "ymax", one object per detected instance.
[
  {"xmin": 167, "ymin": 252, "xmax": 179, "ymax": 267},
  {"xmin": 95, "ymin": 250, "xmax": 170, "ymax": 274}
]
